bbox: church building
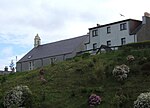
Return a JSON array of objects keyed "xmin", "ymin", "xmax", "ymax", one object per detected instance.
[{"xmin": 16, "ymin": 34, "xmax": 88, "ymax": 72}]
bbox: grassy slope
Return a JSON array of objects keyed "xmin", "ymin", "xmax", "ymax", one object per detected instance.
[{"xmin": 0, "ymin": 48, "xmax": 150, "ymax": 108}]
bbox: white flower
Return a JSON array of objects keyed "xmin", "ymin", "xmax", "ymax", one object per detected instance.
[
  {"xmin": 134, "ymin": 92, "xmax": 150, "ymax": 108},
  {"xmin": 127, "ymin": 55, "xmax": 135, "ymax": 62},
  {"xmin": 112, "ymin": 64, "xmax": 130, "ymax": 81},
  {"xmin": 3, "ymin": 85, "xmax": 32, "ymax": 108}
]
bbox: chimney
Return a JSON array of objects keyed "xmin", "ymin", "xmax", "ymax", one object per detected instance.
[
  {"xmin": 144, "ymin": 12, "xmax": 150, "ymax": 17},
  {"xmin": 4, "ymin": 66, "xmax": 8, "ymax": 71},
  {"xmin": 142, "ymin": 12, "xmax": 150, "ymax": 24},
  {"xmin": 97, "ymin": 24, "xmax": 100, "ymax": 27},
  {"xmin": 34, "ymin": 34, "xmax": 41, "ymax": 47}
]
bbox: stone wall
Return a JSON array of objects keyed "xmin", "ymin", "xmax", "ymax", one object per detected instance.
[{"xmin": 137, "ymin": 15, "xmax": 150, "ymax": 42}]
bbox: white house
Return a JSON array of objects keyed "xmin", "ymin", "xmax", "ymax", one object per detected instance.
[
  {"xmin": 86, "ymin": 12, "xmax": 150, "ymax": 52},
  {"xmin": 86, "ymin": 19, "xmax": 141, "ymax": 51}
]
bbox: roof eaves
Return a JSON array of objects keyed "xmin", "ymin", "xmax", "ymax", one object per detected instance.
[
  {"xmin": 17, "ymin": 52, "xmax": 73, "ymax": 63},
  {"xmin": 130, "ymin": 24, "xmax": 143, "ymax": 35},
  {"xmin": 89, "ymin": 19, "xmax": 141, "ymax": 30}
]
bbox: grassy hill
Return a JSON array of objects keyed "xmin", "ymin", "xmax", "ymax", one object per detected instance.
[{"xmin": 0, "ymin": 47, "xmax": 150, "ymax": 108}]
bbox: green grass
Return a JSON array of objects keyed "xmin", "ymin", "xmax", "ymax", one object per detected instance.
[{"xmin": 0, "ymin": 48, "xmax": 150, "ymax": 108}]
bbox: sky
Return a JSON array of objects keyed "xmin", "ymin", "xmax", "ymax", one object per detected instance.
[{"xmin": 0, "ymin": 0, "xmax": 149, "ymax": 71}]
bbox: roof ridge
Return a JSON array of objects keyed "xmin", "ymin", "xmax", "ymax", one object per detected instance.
[{"xmin": 41, "ymin": 35, "xmax": 88, "ymax": 46}]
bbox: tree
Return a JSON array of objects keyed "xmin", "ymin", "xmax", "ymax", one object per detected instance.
[{"xmin": 9, "ymin": 60, "xmax": 15, "ymax": 72}]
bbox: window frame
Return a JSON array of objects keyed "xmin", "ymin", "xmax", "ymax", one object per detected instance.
[
  {"xmin": 107, "ymin": 26, "xmax": 111, "ymax": 34},
  {"xmin": 50, "ymin": 57, "xmax": 56, "ymax": 64},
  {"xmin": 107, "ymin": 40, "xmax": 111, "ymax": 47},
  {"xmin": 29, "ymin": 61, "xmax": 34, "ymax": 70},
  {"xmin": 92, "ymin": 29, "xmax": 98, "ymax": 37},
  {"xmin": 120, "ymin": 23, "xmax": 127, "ymax": 31},
  {"xmin": 93, "ymin": 43, "xmax": 97, "ymax": 50},
  {"xmin": 121, "ymin": 38, "xmax": 126, "ymax": 45}
]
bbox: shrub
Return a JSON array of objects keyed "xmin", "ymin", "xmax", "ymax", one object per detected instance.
[
  {"xmin": 112, "ymin": 64, "xmax": 130, "ymax": 81},
  {"xmin": 141, "ymin": 62, "xmax": 150, "ymax": 75},
  {"xmin": 116, "ymin": 57, "xmax": 123, "ymax": 63},
  {"xmin": 94, "ymin": 62, "xmax": 105, "ymax": 80},
  {"xmin": 70, "ymin": 90, "xmax": 75, "ymax": 97},
  {"xmin": 92, "ymin": 57, "xmax": 97, "ymax": 63},
  {"xmin": 88, "ymin": 93, "xmax": 101, "ymax": 107},
  {"xmin": 138, "ymin": 57, "xmax": 148, "ymax": 65},
  {"xmin": 0, "ymin": 75, "xmax": 7, "ymax": 84},
  {"xmin": 81, "ymin": 53, "xmax": 90, "ymax": 59},
  {"xmin": 81, "ymin": 87, "xmax": 104, "ymax": 94},
  {"xmin": 121, "ymin": 46, "xmax": 132, "ymax": 55},
  {"xmin": 126, "ymin": 55, "xmax": 135, "ymax": 63},
  {"xmin": 105, "ymin": 63, "xmax": 114, "ymax": 78},
  {"xmin": 81, "ymin": 87, "xmax": 93, "ymax": 94},
  {"xmin": 88, "ymin": 61, "xmax": 94, "ymax": 68},
  {"xmin": 134, "ymin": 92, "xmax": 150, "ymax": 108},
  {"xmin": 3, "ymin": 85, "xmax": 32, "ymax": 108},
  {"xmin": 74, "ymin": 57, "xmax": 81, "ymax": 62},
  {"xmin": 112, "ymin": 94, "xmax": 127, "ymax": 107},
  {"xmin": 130, "ymin": 64, "xmax": 140, "ymax": 75},
  {"xmin": 75, "ymin": 68, "xmax": 84, "ymax": 74},
  {"xmin": 123, "ymin": 41, "xmax": 150, "ymax": 49}
]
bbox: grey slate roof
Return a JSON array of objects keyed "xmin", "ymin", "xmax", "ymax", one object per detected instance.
[
  {"xmin": 18, "ymin": 35, "xmax": 88, "ymax": 62},
  {"xmin": 130, "ymin": 24, "xmax": 143, "ymax": 35}
]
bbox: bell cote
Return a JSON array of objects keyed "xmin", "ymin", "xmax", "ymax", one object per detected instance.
[{"xmin": 34, "ymin": 34, "xmax": 41, "ymax": 47}]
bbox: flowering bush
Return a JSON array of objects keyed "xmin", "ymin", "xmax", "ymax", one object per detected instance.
[
  {"xmin": 134, "ymin": 92, "xmax": 150, "ymax": 108},
  {"xmin": 88, "ymin": 93, "xmax": 101, "ymax": 106},
  {"xmin": 112, "ymin": 94, "xmax": 127, "ymax": 107},
  {"xmin": 3, "ymin": 85, "xmax": 32, "ymax": 108},
  {"xmin": 112, "ymin": 64, "xmax": 130, "ymax": 81},
  {"xmin": 126, "ymin": 55, "xmax": 135, "ymax": 62}
]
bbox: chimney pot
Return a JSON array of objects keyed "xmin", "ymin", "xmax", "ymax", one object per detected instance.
[
  {"xmin": 97, "ymin": 24, "xmax": 100, "ymax": 27},
  {"xmin": 4, "ymin": 66, "xmax": 8, "ymax": 71}
]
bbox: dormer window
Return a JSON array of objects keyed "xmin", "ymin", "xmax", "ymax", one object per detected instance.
[{"xmin": 28, "ymin": 55, "xmax": 32, "ymax": 59}]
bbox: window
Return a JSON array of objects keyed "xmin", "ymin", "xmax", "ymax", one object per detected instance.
[
  {"xmin": 120, "ymin": 23, "xmax": 127, "ymax": 30},
  {"xmin": 93, "ymin": 43, "xmax": 97, "ymax": 50},
  {"xmin": 107, "ymin": 27, "xmax": 111, "ymax": 33},
  {"xmin": 28, "ymin": 55, "xmax": 32, "ymax": 59},
  {"xmin": 37, "ymin": 40, "xmax": 40, "ymax": 45},
  {"xmin": 29, "ymin": 61, "xmax": 33, "ymax": 70},
  {"xmin": 92, "ymin": 30, "xmax": 98, "ymax": 37},
  {"xmin": 50, "ymin": 57, "xmax": 56, "ymax": 64},
  {"xmin": 107, "ymin": 40, "xmax": 111, "ymax": 47},
  {"xmin": 121, "ymin": 38, "xmax": 126, "ymax": 45}
]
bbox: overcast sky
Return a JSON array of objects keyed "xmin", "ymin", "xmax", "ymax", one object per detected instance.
[{"xmin": 0, "ymin": 0, "xmax": 149, "ymax": 70}]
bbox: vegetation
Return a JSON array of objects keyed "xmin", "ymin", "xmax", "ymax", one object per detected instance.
[
  {"xmin": 122, "ymin": 40, "xmax": 150, "ymax": 49},
  {"xmin": 134, "ymin": 92, "xmax": 150, "ymax": 108},
  {"xmin": 0, "ymin": 47, "xmax": 150, "ymax": 108},
  {"xmin": 3, "ymin": 85, "xmax": 32, "ymax": 108}
]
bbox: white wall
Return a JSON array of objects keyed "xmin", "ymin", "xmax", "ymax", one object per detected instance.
[{"xmin": 87, "ymin": 21, "xmax": 136, "ymax": 50}]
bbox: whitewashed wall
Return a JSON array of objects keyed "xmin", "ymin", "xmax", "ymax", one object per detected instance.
[{"xmin": 87, "ymin": 21, "xmax": 137, "ymax": 50}]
